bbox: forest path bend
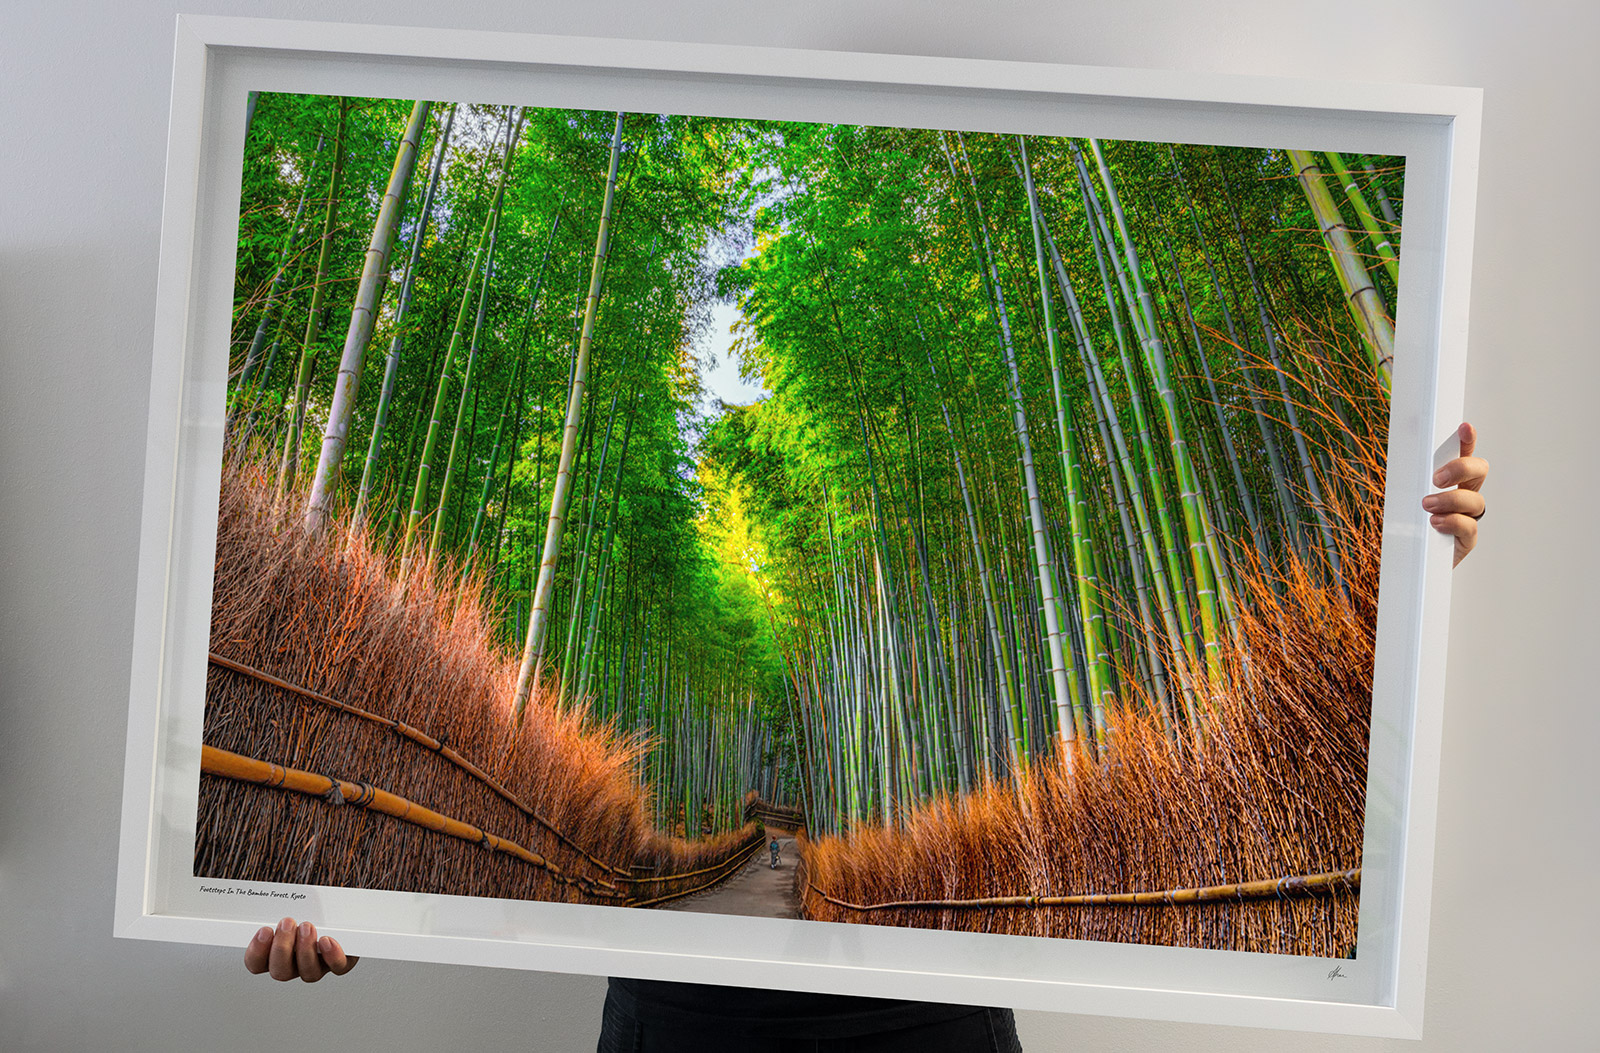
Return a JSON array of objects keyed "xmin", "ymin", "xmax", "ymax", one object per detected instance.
[{"xmin": 662, "ymin": 835, "xmax": 799, "ymax": 919}]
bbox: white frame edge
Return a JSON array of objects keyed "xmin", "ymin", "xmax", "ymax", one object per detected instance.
[
  {"xmin": 1389, "ymin": 88, "xmax": 1483, "ymax": 1037},
  {"xmin": 115, "ymin": 14, "xmax": 1483, "ymax": 1040},
  {"xmin": 117, "ymin": 14, "xmax": 210, "ymax": 946}
]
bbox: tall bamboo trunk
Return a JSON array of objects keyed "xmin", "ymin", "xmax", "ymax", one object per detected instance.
[
  {"xmin": 398, "ymin": 108, "xmax": 523, "ymax": 571},
  {"xmin": 228, "ymin": 135, "xmax": 324, "ymax": 432},
  {"xmin": 575, "ymin": 398, "xmax": 639, "ymax": 701},
  {"xmin": 1068, "ymin": 144, "xmax": 1200, "ymax": 726},
  {"xmin": 950, "ymin": 133, "xmax": 1076, "ymax": 759},
  {"xmin": 276, "ymin": 99, "xmax": 349, "ymax": 494},
  {"xmin": 1214, "ymin": 153, "xmax": 1343, "ymax": 582},
  {"xmin": 1165, "ymin": 145, "xmax": 1298, "ymax": 552},
  {"xmin": 1087, "ymin": 139, "xmax": 1228, "ymax": 688},
  {"xmin": 304, "ymin": 99, "xmax": 433, "ymax": 533},
  {"xmin": 1324, "ymin": 152, "xmax": 1400, "ymax": 290},
  {"xmin": 512, "ymin": 112, "xmax": 627, "ymax": 722},
  {"xmin": 351, "ymin": 103, "xmax": 457, "ymax": 530},
  {"xmin": 1033, "ymin": 198, "xmax": 1175, "ymax": 736},
  {"xmin": 558, "ymin": 360, "xmax": 631, "ymax": 707},
  {"xmin": 1287, "ymin": 149, "xmax": 1395, "ymax": 378},
  {"xmin": 461, "ymin": 357, "xmax": 523, "ymax": 571},
  {"xmin": 427, "ymin": 164, "xmax": 510, "ymax": 563},
  {"xmin": 1020, "ymin": 137, "xmax": 1106, "ymax": 751}
]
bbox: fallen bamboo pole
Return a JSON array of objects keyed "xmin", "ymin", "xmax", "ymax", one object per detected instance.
[
  {"xmin": 200, "ymin": 744, "xmax": 626, "ymax": 899},
  {"xmin": 208, "ymin": 651, "xmax": 631, "ymax": 878},
  {"xmin": 807, "ymin": 868, "xmax": 1360, "ymax": 912}
]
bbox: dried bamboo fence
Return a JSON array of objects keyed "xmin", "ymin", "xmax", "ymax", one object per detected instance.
[
  {"xmin": 806, "ymin": 867, "xmax": 1360, "ymax": 912},
  {"xmin": 196, "ymin": 461, "xmax": 762, "ymax": 907},
  {"xmin": 201, "ymin": 744, "xmax": 626, "ymax": 899},
  {"xmin": 796, "ymin": 421, "xmax": 1387, "ymax": 958}
]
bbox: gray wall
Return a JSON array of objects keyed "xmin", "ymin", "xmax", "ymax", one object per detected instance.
[{"xmin": 2, "ymin": 1, "xmax": 1593, "ymax": 1049}]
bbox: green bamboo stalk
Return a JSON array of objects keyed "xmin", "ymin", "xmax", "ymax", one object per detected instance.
[
  {"xmin": 1019, "ymin": 136, "xmax": 1105, "ymax": 750},
  {"xmin": 1214, "ymin": 152, "xmax": 1343, "ymax": 582},
  {"xmin": 399, "ymin": 107, "xmax": 523, "ymax": 571},
  {"xmin": 1088, "ymin": 138, "xmax": 1227, "ymax": 687},
  {"xmin": 918, "ymin": 308, "xmax": 1022, "ymax": 768},
  {"xmin": 559, "ymin": 365, "xmax": 631, "ymax": 706},
  {"xmin": 461, "ymin": 357, "xmax": 522, "ymax": 571},
  {"xmin": 1324, "ymin": 152, "xmax": 1400, "ymax": 289},
  {"xmin": 1034, "ymin": 199, "xmax": 1175, "ymax": 736},
  {"xmin": 228, "ymin": 134, "xmax": 324, "ymax": 431},
  {"xmin": 306, "ymin": 99, "xmax": 433, "ymax": 533},
  {"xmin": 1165, "ymin": 145, "xmax": 1299, "ymax": 551},
  {"xmin": 576, "ymin": 400, "xmax": 640, "ymax": 701},
  {"xmin": 1136, "ymin": 191, "xmax": 1244, "ymax": 629},
  {"xmin": 1287, "ymin": 149, "xmax": 1395, "ymax": 378},
  {"xmin": 427, "ymin": 147, "xmax": 512, "ymax": 564},
  {"xmin": 351, "ymin": 102, "xmax": 456, "ymax": 530},
  {"xmin": 276, "ymin": 98, "xmax": 349, "ymax": 494},
  {"xmin": 1145, "ymin": 169, "xmax": 1262, "ymax": 552},
  {"xmin": 489, "ymin": 207, "xmax": 565, "ymax": 582},
  {"xmin": 513, "ymin": 112, "xmax": 627, "ymax": 722},
  {"xmin": 1068, "ymin": 145, "xmax": 1200, "ymax": 726},
  {"xmin": 1363, "ymin": 160, "xmax": 1401, "ymax": 228},
  {"xmin": 949, "ymin": 133, "xmax": 1077, "ymax": 759}
]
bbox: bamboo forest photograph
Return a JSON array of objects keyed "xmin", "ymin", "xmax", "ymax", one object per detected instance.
[{"xmin": 197, "ymin": 88, "xmax": 1406, "ymax": 959}]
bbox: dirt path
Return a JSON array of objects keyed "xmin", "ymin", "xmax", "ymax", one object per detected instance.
[{"xmin": 662, "ymin": 834, "xmax": 800, "ymax": 919}]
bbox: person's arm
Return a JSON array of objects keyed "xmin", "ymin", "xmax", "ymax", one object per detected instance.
[
  {"xmin": 1422, "ymin": 422, "xmax": 1489, "ymax": 566},
  {"xmin": 244, "ymin": 916, "xmax": 358, "ymax": 982}
]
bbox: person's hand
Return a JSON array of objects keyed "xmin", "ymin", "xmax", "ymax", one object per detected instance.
[
  {"xmin": 244, "ymin": 916, "xmax": 358, "ymax": 982},
  {"xmin": 1423, "ymin": 422, "xmax": 1488, "ymax": 567}
]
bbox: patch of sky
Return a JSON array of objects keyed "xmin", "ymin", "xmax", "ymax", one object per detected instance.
[
  {"xmin": 678, "ymin": 170, "xmax": 782, "ymax": 471},
  {"xmin": 686, "ymin": 160, "xmax": 793, "ymax": 418}
]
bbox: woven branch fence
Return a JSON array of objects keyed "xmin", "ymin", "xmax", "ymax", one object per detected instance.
[
  {"xmin": 201, "ymin": 744, "xmax": 627, "ymax": 898},
  {"xmin": 806, "ymin": 868, "xmax": 1360, "ymax": 912},
  {"xmin": 196, "ymin": 461, "xmax": 763, "ymax": 907},
  {"xmin": 795, "ymin": 411, "xmax": 1387, "ymax": 958}
]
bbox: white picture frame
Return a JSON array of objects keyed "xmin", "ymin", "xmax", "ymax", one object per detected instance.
[{"xmin": 116, "ymin": 13, "xmax": 1481, "ymax": 1038}]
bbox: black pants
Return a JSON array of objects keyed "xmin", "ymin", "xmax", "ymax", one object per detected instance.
[{"xmin": 597, "ymin": 984, "xmax": 1024, "ymax": 1052}]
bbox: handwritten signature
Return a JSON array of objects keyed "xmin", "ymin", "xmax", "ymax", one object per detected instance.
[{"xmin": 1327, "ymin": 964, "xmax": 1348, "ymax": 981}]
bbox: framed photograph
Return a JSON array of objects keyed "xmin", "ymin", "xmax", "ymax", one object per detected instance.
[{"xmin": 116, "ymin": 14, "xmax": 1481, "ymax": 1037}]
